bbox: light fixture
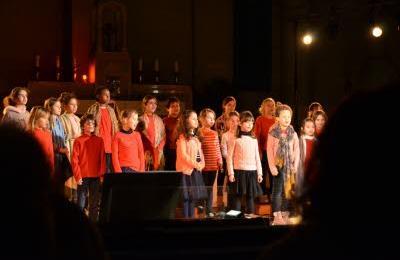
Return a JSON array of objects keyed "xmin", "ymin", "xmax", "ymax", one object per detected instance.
[
  {"xmin": 302, "ymin": 34, "xmax": 313, "ymax": 45},
  {"xmin": 371, "ymin": 25, "xmax": 383, "ymax": 38}
]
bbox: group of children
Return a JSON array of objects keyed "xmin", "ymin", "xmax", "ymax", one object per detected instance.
[{"xmin": 1, "ymin": 86, "xmax": 328, "ymax": 224}]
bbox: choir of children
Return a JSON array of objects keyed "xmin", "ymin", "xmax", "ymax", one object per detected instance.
[{"xmin": 1, "ymin": 85, "xmax": 328, "ymax": 223}]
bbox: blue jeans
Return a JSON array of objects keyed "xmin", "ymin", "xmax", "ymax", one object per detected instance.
[
  {"xmin": 271, "ymin": 169, "xmax": 288, "ymax": 212},
  {"xmin": 77, "ymin": 177, "xmax": 101, "ymax": 222},
  {"xmin": 121, "ymin": 167, "xmax": 137, "ymax": 173}
]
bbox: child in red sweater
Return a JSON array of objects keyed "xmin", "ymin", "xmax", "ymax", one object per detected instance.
[
  {"xmin": 29, "ymin": 106, "xmax": 54, "ymax": 174},
  {"xmin": 198, "ymin": 108, "xmax": 223, "ymax": 216},
  {"xmin": 112, "ymin": 110, "xmax": 145, "ymax": 173},
  {"xmin": 163, "ymin": 97, "xmax": 181, "ymax": 170},
  {"xmin": 72, "ymin": 114, "xmax": 106, "ymax": 222},
  {"xmin": 254, "ymin": 98, "xmax": 276, "ymax": 202}
]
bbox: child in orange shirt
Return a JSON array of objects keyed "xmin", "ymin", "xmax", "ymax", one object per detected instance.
[
  {"xmin": 176, "ymin": 110, "xmax": 207, "ymax": 218},
  {"xmin": 85, "ymin": 86, "xmax": 119, "ymax": 173},
  {"xmin": 198, "ymin": 108, "xmax": 223, "ymax": 216},
  {"xmin": 112, "ymin": 110, "xmax": 145, "ymax": 173}
]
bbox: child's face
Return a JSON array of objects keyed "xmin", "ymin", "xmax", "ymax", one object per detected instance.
[
  {"xmin": 228, "ymin": 115, "xmax": 239, "ymax": 131},
  {"xmin": 65, "ymin": 98, "xmax": 78, "ymax": 114},
  {"xmin": 37, "ymin": 114, "xmax": 49, "ymax": 130},
  {"xmin": 278, "ymin": 110, "xmax": 292, "ymax": 128},
  {"xmin": 304, "ymin": 121, "xmax": 315, "ymax": 136},
  {"xmin": 83, "ymin": 120, "xmax": 95, "ymax": 134},
  {"xmin": 187, "ymin": 112, "xmax": 198, "ymax": 130},
  {"xmin": 315, "ymin": 115, "xmax": 326, "ymax": 130},
  {"xmin": 98, "ymin": 89, "xmax": 110, "ymax": 104},
  {"xmin": 224, "ymin": 101, "xmax": 236, "ymax": 114},
  {"xmin": 145, "ymin": 98, "xmax": 157, "ymax": 114},
  {"xmin": 52, "ymin": 101, "xmax": 62, "ymax": 116},
  {"xmin": 263, "ymin": 101, "xmax": 275, "ymax": 116},
  {"xmin": 168, "ymin": 102, "xmax": 180, "ymax": 118},
  {"xmin": 123, "ymin": 113, "xmax": 139, "ymax": 131},
  {"xmin": 202, "ymin": 112, "xmax": 215, "ymax": 128},
  {"xmin": 240, "ymin": 119, "xmax": 254, "ymax": 132},
  {"xmin": 16, "ymin": 90, "xmax": 28, "ymax": 106}
]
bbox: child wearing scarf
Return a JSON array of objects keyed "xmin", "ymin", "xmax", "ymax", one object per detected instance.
[{"xmin": 267, "ymin": 104, "xmax": 300, "ymax": 225}]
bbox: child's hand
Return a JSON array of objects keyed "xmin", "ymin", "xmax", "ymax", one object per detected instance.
[
  {"xmin": 257, "ymin": 175, "xmax": 263, "ymax": 183},
  {"xmin": 59, "ymin": 147, "xmax": 69, "ymax": 155},
  {"xmin": 77, "ymin": 179, "xmax": 83, "ymax": 185},
  {"xmin": 291, "ymin": 167, "xmax": 297, "ymax": 174},
  {"xmin": 218, "ymin": 162, "xmax": 223, "ymax": 171},
  {"xmin": 229, "ymin": 175, "xmax": 235, "ymax": 183},
  {"xmin": 271, "ymin": 167, "xmax": 279, "ymax": 176}
]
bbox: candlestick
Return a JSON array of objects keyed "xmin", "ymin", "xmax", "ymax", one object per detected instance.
[{"xmin": 154, "ymin": 58, "xmax": 159, "ymax": 72}]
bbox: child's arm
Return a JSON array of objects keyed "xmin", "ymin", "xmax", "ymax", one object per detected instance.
[
  {"xmin": 254, "ymin": 117, "xmax": 262, "ymax": 156},
  {"xmin": 111, "ymin": 135, "xmax": 122, "ymax": 173},
  {"xmin": 137, "ymin": 133, "xmax": 146, "ymax": 172},
  {"xmin": 221, "ymin": 134, "xmax": 228, "ymax": 159},
  {"xmin": 266, "ymin": 134, "xmax": 278, "ymax": 176},
  {"xmin": 197, "ymin": 143, "xmax": 205, "ymax": 171},
  {"xmin": 226, "ymin": 139, "xmax": 236, "ymax": 181},
  {"xmin": 71, "ymin": 140, "xmax": 82, "ymax": 183},
  {"xmin": 215, "ymin": 132, "xmax": 223, "ymax": 169},
  {"xmin": 158, "ymin": 122, "xmax": 166, "ymax": 151},
  {"xmin": 292, "ymin": 132, "xmax": 300, "ymax": 173},
  {"xmin": 254, "ymin": 139, "xmax": 263, "ymax": 182},
  {"xmin": 99, "ymin": 139, "xmax": 106, "ymax": 175},
  {"xmin": 176, "ymin": 136, "xmax": 197, "ymax": 168}
]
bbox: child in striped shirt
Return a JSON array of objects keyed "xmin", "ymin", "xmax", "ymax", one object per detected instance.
[{"xmin": 198, "ymin": 108, "xmax": 223, "ymax": 217}]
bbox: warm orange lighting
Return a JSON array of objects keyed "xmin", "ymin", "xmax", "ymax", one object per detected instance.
[
  {"xmin": 371, "ymin": 26, "xmax": 383, "ymax": 38},
  {"xmin": 89, "ymin": 63, "xmax": 96, "ymax": 84},
  {"xmin": 82, "ymin": 74, "xmax": 88, "ymax": 84},
  {"xmin": 302, "ymin": 34, "xmax": 313, "ymax": 45}
]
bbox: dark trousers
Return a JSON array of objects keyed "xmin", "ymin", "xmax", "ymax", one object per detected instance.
[
  {"xmin": 105, "ymin": 153, "xmax": 113, "ymax": 173},
  {"xmin": 183, "ymin": 200, "xmax": 196, "ymax": 218},
  {"xmin": 233, "ymin": 195, "xmax": 255, "ymax": 214},
  {"xmin": 77, "ymin": 177, "xmax": 101, "ymax": 222},
  {"xmin": 271, "ymin": 169, "xmax": 288, "ymax": 212},
  {"xmin": 261, "ymin": 151, "xmax": 273, "ymax": 196},
  {"xmin": 164, "ymin": 148, "xmax": 176, "ymax": 171},
  {"xmin": 203, "ymin": 170, "xmax": 217, "ymax": 213},
  {"xmin": 121, "ymin": 167, "xmax": 137, "ymax": 173}
]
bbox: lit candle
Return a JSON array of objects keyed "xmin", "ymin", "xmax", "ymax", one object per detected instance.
[
  {"xmin": 56, "ymin": 56, "xmax": 61, "ymax": 68},
  {"xmin": 82, "ymin": 74, "xmax": 88, "ymax": 84},
  {"xmin": 174, "ymin": 60, "xmax": 179, "ymax": 73},
  {"xmin": 154, "ymin": 58, "xmax": 159, "ymax": 72},
  {"xmin": 138, "ymin": 58, "xmax": 143, "ymax": 71},
  {"xmin": 35, "ymin": 55, "xmax": 40, "ymax": 67}
]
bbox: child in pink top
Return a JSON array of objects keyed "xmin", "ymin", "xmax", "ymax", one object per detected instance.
[
  {"xmin": 221, "ymin": 111, "xmax": 240, "ymax": 210},
  {"xmin": 267, "ymin": 104, "xmax": 300, "ymax": 225},
  {"xmin": 176, "ymin": 110, "xmax": 207, "ymax": 218},
  {"xmin": 227, "ymin": 111, "xmax": 263, "ymax": 214},
  {"xmin": 198, "ymin": 108, "xmax": 223, "ymax": 216}
]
